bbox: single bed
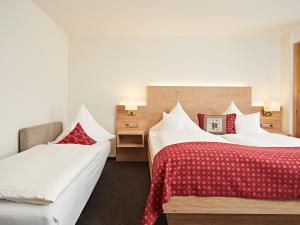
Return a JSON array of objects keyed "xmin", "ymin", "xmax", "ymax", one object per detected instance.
[
  {"xmin": 145, "ymin": 86, "xmax": 300, "ymax": 225},
  {"xmin": 0, "ymin": 122, "xmax": 110, "ymax": 225}
]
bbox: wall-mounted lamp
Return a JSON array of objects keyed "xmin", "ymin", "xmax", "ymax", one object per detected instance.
[
  {"xmin": 263, "ymin": 102, "xmax": 281, "ymax": 116},
  {"xmin": 125, "ymin": 102, "xmax": 137, "ymax": 116}
]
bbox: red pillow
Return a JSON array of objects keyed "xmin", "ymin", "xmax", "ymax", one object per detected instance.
[
  {"xmin": 197, "ymin": 113, "xmax": 236, "ymax": 134},
  {"xmin": 58, "ymin": 123, "xmax": 96, "ymax": 145}
]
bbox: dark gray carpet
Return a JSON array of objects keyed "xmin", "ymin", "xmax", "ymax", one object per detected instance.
[{"xmin": 76, "ymin": 159, "xmax": 167, "ymax": 225}]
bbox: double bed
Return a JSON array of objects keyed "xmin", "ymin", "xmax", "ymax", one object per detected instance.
[
  {"xmin": 0, "ymin": 122, "xmax": 110, "ymax": 225},
  {"xmin": 144, "ymin": 86, "xmax": 300, "ymax": 225}
]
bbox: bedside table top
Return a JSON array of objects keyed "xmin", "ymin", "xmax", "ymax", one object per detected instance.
[{"xmin": 117, "ymin": 130, "xmax": 144, "ymax": 135}]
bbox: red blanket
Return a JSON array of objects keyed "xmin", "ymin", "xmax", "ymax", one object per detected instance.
[{"xmin": 142, "ymin": 142, "xmax": 300, "ymax": 225}]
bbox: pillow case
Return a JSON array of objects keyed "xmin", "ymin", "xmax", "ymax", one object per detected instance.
[
  {"xmin": 71, "ymin": 105, "xmax": 115, "ymax": 142},
  {"xmin": 159, "ymin": 112, "xmax": 184, "ymax": 131},
  {"xmin": 169, "ymin": 102, "xmax": 201, "ymax": 131},
  {"xmin": 150, "ymin": 102, "xmax": 202, "ymax": 132},
  {"xmin": 58, "ymin": 123, "xmax": 96, "ymax": 145},
  {"xmin": 149, "ymin": 120, "xmax": 163, "ymax": 132},
  {"xmin": 57, "ymin": 105, "xmax": 115, "ymax": 143},
  {"xmin": 223, "ymin": 101, "xmax": 269, "ymax": 134},
  {"xmin": 222, "ymin": 101, "xmax": 243, "ymax": 116},
  {"xmin": 197, "ymin": 113, "xmax": 236, "ymax": 134},
  {"xmin": 235, "ymin": 112, "xmax": 264, "ymax": 134}
]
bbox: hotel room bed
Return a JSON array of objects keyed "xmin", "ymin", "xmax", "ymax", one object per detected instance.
[
  {"xmin": 0, "ymin": 122, "xmax": 110, "ymax": 225},
  {"xmin": 146, "ymin": 129, "xmax": 300, "ymax": 225},
  {"xmin": 143, "ymin": 86, "xmax": 300, "ymax": 225}
]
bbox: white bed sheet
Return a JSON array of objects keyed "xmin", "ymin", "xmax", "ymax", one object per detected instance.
[
  {"xmin": 149, "ymin": 131, "xmax": 161, "ymax": 162},
  {"xmin": 149, "ymin": 130, "xmax": 300, "ymax": 163},
  {"xmin": 0, "ymin": 141, "xmax": 110, "ymax": 225},
  {"xmin": 221, "ymin": 133, "xmax": 300, "ymax": 147},
  {"xmin": 149, "ymin": 130, "xmax": 229, "ymax": 161}
]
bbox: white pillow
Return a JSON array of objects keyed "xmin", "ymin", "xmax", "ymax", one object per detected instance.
[
  {"xmin": 55, "ymin": 105, "xmax": 115, "ymax": 143},
  {"xmin": 149, "ymin": 120, "xmax": 163, "ymax": 132},
  {"xmin": 235, "ymin": 112, "xmax": 264, "ymax": 134},
  {"xmin": 169, "ymin": 102, "xmax": 201, "ymax": 131},
  {"xmin": 223, "ymin": 101, "xmax": 243, "ymax": 115},
  {"xmin": 149, "ymin": 112, "xmax": 168, "ymax": 132},
  {"xmin": 159, "ymin": 112, "xmax": 184, "ymax": 131}
]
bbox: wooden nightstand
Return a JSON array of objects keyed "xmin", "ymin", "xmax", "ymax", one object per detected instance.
[
  {"xmin": 116, "ymin": 130, "xmax": 147, "ymax": 161},
  {"xmin": 117, "ymin": 130, "xmax": 144, "ymax": 148},
  {"xmin": 115, "ymin": 105, "xmax": 148, "ymax": 161}
]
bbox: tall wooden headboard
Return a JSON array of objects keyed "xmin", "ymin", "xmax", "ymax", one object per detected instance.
[{"xmin": 146, "ymin": 86, "xmax": 252, "ymax": 130}]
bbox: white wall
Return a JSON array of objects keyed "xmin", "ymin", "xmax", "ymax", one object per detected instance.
[
  {"xmin": 280, "ymin": 33, "xmax": 294, "ymax": 134},
  {"xmin": 69, "ymin": 37, "xmax": 280, "ymax": 148},
  {"xmin": 0, "ymin": 0, "xmax": 68, "ymax": 158},
  {"xmin": 293, "ymin": 29, "xmax": 300, "ymax": 42},
  {"xmin": 0, "ymin": 1, "xmax": 282, "ymax": 157}
]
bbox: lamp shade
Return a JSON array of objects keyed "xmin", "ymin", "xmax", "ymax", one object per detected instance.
[
  {"xmin": 264, "ymin": 102, "xmax": 280, "ymax": 112},
  {"xmin": 125, "ymin": 102, "xmax": 137, "ymax": 111}
]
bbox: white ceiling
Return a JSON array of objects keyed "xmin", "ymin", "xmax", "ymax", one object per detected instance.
[{"xmin": 33, "ymin": 0, "xmax": 300, "ymax": 37}]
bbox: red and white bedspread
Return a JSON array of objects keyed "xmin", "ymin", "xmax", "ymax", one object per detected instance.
[{"xmin": 142, "ymin": 142, "xmax": 300, "ymax": 225}]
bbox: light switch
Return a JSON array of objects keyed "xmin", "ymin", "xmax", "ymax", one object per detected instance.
[
  {"xmin": 125, "ymin": 121, "xmax": 138, "ymax": 128},
  {"xmin": 261, "ymin": 123, "xmax": 273, "ymax": 128}
]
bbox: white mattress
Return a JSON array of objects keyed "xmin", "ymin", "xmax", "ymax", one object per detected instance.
[
  {"xmin": 0, "ymin": 141, "xmax": 110, "ymax": 225},
  {"xmin": 221, "ymin": 133, "xmax": 300, "ymax": 147}
]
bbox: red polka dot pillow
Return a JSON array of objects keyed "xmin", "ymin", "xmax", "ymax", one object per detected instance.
[
  {"xmin": 197, "ymin": 113, "xmax": 236, "ymax": 134},
  {"xmin": 58, "ymin": 123, "xmax": 96, "ymax": 145}
]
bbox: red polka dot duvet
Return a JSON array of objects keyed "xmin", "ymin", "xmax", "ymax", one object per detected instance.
[{"xmin": 142, "ymin": 142, "xmax": 300, "ymax": 225}]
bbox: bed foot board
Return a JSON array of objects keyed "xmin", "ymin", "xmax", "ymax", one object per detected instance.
[{"xmin": 166, "ymin": 214, "xmax": 300, "ymax": 225}]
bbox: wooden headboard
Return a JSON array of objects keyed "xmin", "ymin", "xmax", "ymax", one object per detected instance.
[
  {"xmin": 19, "ymin": 122, "xmax": 63, "ymax": 152},
  {"xmin": 146, "ymin": 86, "xmax": 252, "ymax": 130}
]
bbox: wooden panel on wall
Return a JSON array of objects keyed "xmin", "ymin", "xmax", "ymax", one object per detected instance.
[
  {"xmin": 115, "ymin": 105, "xmax": 148, "ymax": 161},
  {"xmin": 146, "ymin": 86, "xmax": 252, "ymax": 130},
  {"xmin": 251, "ymin": 106, "xmax": 282, "ymax": 134},
  {"xmin": 293, "ymin": 43, "xmax": 300, "ymax": 137},
  {"xmin": 116, "ymin": 105, "xmax": 147, "ymax": 130}
]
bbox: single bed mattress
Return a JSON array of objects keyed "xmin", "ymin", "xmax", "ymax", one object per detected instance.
[{"xmin": 0, "ymin": 141, "xmax": 110, "ymax": 225}]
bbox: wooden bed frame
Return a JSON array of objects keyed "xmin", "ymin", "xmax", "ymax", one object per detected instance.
[{"xmin": 146, "ymin": 86, "xmax": 300, "ymax": 225}]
